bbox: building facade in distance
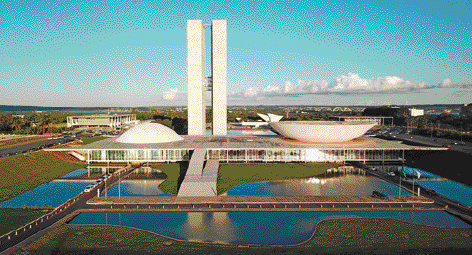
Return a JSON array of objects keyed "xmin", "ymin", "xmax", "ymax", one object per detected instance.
[{"xmin": 67, "ymin": 114, "xmax": 137, "ymax": 128}]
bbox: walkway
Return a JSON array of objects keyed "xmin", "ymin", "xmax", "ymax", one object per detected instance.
[
  {"xmin": 84, "ymin": 195, "xmax": 438, "ymax": 212},
  {"xmin": 177, "ymin": 149, "xmax": 218, "ymax": 197}
]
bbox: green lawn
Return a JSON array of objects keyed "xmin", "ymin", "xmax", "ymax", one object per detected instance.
[
  {"xmin": 151, "ymin": 163, "xmax": 184, "ymax": 195},
  {"xmin": 11, "ymin": 218, "xmax": 472, "ymax": 255},
  {"xmin": 0, "ymin": 151, "xmax": 82, "ymax": 202},
  {"xmin": 0, "ymin": 208, "xmax": 53, "ymax": 236},
  {"xmin": 217, "ymin": 162, "xmax": 342, "ymax": 194},
  {"xmin": 151, "ymin": 162, "xmax": 340, "ymax": 196},
  {"xmin": 80, "ymin": 136, "xmax": 108, "ymax": 145}
]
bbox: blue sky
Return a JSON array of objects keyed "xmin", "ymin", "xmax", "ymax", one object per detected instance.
[{"xmin": 0, "ymin": 0, "xmax": 471, "ymax": 107}]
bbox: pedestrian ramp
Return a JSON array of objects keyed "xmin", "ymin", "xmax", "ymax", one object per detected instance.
[
  {"xmin": 177, "ymin": 150, "xmax": 219, "ymax": 197},
  {"xmin": 185, "ymin": 148, "xmax": 207, "ymax": 176}
]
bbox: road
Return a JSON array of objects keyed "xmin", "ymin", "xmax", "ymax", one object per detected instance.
[
  {"xmin": 387, "ymin": 133, "xmax": 472, "ymax": 154},
  {"xmin": 81, "ymin": 200, "xmax": 437, "ymax": 212},
  {"xmin": 350, "ymin": 161, "xmax": 472, "ymax": 225},
  {"xmin": 0, "ymin": 138, "xmax": 62, "ymax": 158}
]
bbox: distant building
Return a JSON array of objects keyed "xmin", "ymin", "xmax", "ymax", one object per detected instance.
[
  {"xmin": 67, "ymin": 114, "xmax": 137, "ymax": 128},
  {"xmin": 409, "ymin": 108, "xmax": 424, "ymax": 117},
  {"xmin": 461, "ymin": 103, "xmax": 472, "ymax": 117},
  {"xmin": 239, "ymin": 113, "xmax": 283, "ymax": 128},
  {"xmin": 328, "ymin": 116, "xmax": 393, "ymax": 126},
  {"xmin": 363, "ymin": 106, "xmax": 410, "ymax": 118}
]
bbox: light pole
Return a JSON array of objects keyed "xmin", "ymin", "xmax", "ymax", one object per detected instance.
[{"xmin": 430, "ymin": 120, "xmax": 433, "ymax": 138}]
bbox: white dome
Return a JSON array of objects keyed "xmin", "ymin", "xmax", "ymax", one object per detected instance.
[
  {"xmin": 270, "ymin": 121, "xmax": 375, "ymax": 143},
  {"xmin": 116, "ymin": 123, "xmax": 183, "ymax": 144}
]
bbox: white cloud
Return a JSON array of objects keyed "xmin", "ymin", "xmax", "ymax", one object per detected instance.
[
  {"xmin": 243, "ymin": 87, "xmax": 259, "ymax": 97},
  {"xmin": 438, "ymin": 77, "xmax": 470, "ymax": 88},
  {"xmin": 261, "ymin": 85, "xmax": 282, "ymax": 95},
  {"xmin": 178, "ymin": 74, "xmax": 471, "ymax": 104},
  {"xmin": 162, "ymin": 88, "xmax": 185, "ymax": 100},
  {"xmin": 332, "ymin": 73, "xmax": 428, "ymax": 93},
  {"xmin": 284, "ymin": 79, "xmax": 330, "ymax": 94}
]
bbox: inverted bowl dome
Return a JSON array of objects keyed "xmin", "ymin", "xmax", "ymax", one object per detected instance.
[
  {"xmin": 116, "ymin": 123, "xmax": 183, "ymax": 144},
  {"xmin": 269, "ymin": 121, "xmax": 375, "ymax": 143}
]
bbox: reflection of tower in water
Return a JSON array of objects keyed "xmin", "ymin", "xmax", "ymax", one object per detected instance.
[
  {"xmin": 320, "ymin": 166, "xmax": 367, "ymax": 179},
  {"xmin": 185, "ymin": 212, "xmax": 234, "ymax": 243}
]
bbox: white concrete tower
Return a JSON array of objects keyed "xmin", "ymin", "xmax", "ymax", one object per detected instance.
[
  {"xmin": 211, "ymin": 20, "xmax": 227, "ymax": 135},
  {"xmin": 187, "ymin": 20, "xmax": 206, "ymax": 135},
  {"xmin": 187, "ymin": 20, "xmax": 227, "ymax": 136}
]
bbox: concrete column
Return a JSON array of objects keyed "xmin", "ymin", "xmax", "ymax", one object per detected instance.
[
  {"xmin": 212, "ymin": 20, "xmax": 227, "ymax": 135},
  {"xmin": 187, "ymin": 20, "xmax": 206, "ymax": 135}
]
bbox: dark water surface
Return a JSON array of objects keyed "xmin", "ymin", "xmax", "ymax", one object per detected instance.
[{"xmin": 70, "ymin": 211, "xmax": 470, "ymax": 245}]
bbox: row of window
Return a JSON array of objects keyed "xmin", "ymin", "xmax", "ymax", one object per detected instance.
[{"xmin": 87, "ymin": 149, "xmax": 404, "ymax": 162}]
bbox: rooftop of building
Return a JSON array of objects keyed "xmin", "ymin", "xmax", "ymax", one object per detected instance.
[
  {"xmin": 50, "ymin": 134, "xmax": 445, "ymax": 151},
  {"xmin": 68, "ymin": 114, "xmax": 136, "ymax": 118}
]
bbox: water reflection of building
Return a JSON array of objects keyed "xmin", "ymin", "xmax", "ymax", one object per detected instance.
[
  {"xmin": 185, "ymin": 212, "xmax": 234, "ymax": 243},
  {"xmin": 320, "ymin": 166, "xmax": 367, "ymax": 178}
]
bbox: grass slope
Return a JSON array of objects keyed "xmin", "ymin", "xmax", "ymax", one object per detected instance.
[
  {"xmin": 0, "ymin": 151, "xmax": 82, "ymax": 202},
  {"xmin": 217, "ymin": 162, "xmax": 341, "ymax": 194},
  {"xmin": 151, "ymin": 163, "xmax": 182, "ymax": 196},
  {"xmin": 0, "ymin": 208, "xmax": 53, "ymax": 236},
  {"xmin": 80, "ymin": 136, "xmax": 108, "ymax": 145},
  {"xmin": 12, "ymin": 218, "xmax": 472, "ymax": 254}
]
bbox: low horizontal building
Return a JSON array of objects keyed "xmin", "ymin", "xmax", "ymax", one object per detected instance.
[
  {"xmin": 67, "ymin": 114, "xmax": 137, "ymax": 128},
  {"xmin": 409, "ymin": 108, "xmax": 424, "ymax": 117},
  {"xmin": 328, "ymin": 116, "xmax": 393, "ymax": 126},
  {"xmin": 50, "ymin": 123, "xmax": 445, "ymax": 164}
]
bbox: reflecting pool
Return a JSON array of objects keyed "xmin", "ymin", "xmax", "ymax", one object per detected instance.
[
  {"xmin": 375, "ymin": 165, "xmax": 472, "ymax": 206},
  {"xmin": 105, "ymin": 180, "xmax": 170, "ymax": 197},
  {"xmin": 0, "ymin": 180, "xmax": 94, "ymax": 207},
  {"xmin": 70, "ymin": 211, "xmax": 470, "ymax": 245},
  {"xmin": 225, "ymin": 168, "xmax": 411, "ymax": 196}
]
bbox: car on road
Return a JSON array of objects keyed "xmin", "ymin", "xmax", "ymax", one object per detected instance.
[
  {"xmin": 443, "ymin": 143, "xmax": 452, "ymax": 148},
  {"xmin": 387, "ymin": 171, "xmax": 395, "ymax": 176},
  {"xmin": 425, "ymin": 189, "xmax": 437, "ymax": 196},
  {"xmin": 372, "ymin": 191, "xmax": 388, "ymax": 199},
  {"xmin": 84, "ymin": 185, "xmax": 94, "ymax": 192}
]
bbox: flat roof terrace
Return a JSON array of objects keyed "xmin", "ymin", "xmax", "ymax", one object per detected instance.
[{"xmin": 50, "ymin": 135, "xmax": 446, "ymax": 151}]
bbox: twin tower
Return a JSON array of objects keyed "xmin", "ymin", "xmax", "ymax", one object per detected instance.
[{"xmin": 187, "ymin": 20, "xmax": 227, "ymax": 136}]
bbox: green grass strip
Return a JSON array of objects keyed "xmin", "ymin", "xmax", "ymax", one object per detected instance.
[
  {"xmin": 0, "ymin": 208, "xmax": 53, "ymax": 236},
  {"xmin": 151, "ymin": 163, "xmax": 182, "ymax": 196},
  {"xmin": 0, "ymin": 151, "xmax": 82, "ymax": 202}
]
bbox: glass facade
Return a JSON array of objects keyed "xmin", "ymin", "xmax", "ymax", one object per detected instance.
[{"xmin": 86, "ymin": 148, "xmax": 404, "ymax": 163}]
